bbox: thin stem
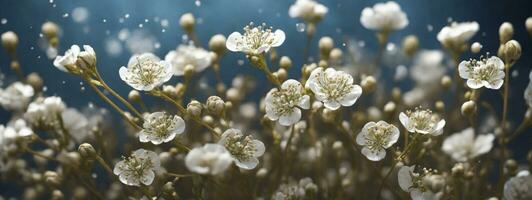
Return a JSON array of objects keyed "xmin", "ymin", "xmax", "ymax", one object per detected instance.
[
  {"xmin": 253, "ymin": 55, "xmax": 281, "ymax": 87},
  {"xmin": 497, "ymin": 64, "xmax": 510, "ymax": 196},
  {"xmin": 508, "ymin": 118, "xmax": 529, "ymax": 142},
  {"xmin": 94, "ymin": 70, "xmax": 143, "ymax": 119},
  {"xmin": 95, "ymin": 155, "xmax": 115, "ymax": 177}
]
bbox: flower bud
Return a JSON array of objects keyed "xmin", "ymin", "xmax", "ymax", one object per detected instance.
[
  {"xmin": 44, "ymin": 171, "xmax": 62, "ymax": 187},
  {"xmin": 41, "ymin": 21, "xmax": 59, "ymax": 39},
  {"xmin": 435, "ymin": 101, "xmax": 445, "ymax": 113},
  {"xmin": 461, "ymin": 100, "xmax": 477, "ymax": 116},
  {"xmin": 209, "ymin": 34, "xmax": 226, "ymax": 55},
  {"xmin": 361, "ymin": 76, "xmax": 376, "ymax": 92},
  {"xmin": 441, "ymin": 75, "xmax": 452, "ymax": 89},
  {"xmin": 78, "ymin": 143, "xmax": 96, "ymax": 159},
  {"xmin": 318, "ymin": 36, "xmax": 334, "ymax": 57},
  {"xmin": 202, "ymin": 115, "xmax": 214, "ymax": 125},
  {"xmin": 452, "ymin": 163, "xmax": 464, "ymax": 177},
  {"xmin": 392, "ymin": 87, "xmax": 402, "ymax": 102},
  {"xmin": 279, "ymin": 56, "xmax": 292, "ymax": 69},
  {"xmin": 179, "ymin": 13, "xmax": 195, "ymax": 33},
  {"xmin": 256, "ymin": 168, "xmax": 268, "ymax": 178},
  {"xmin": 206, "ymin": 96, "xmax": 225, "ymax": 115},
  {"xmin": 187, "ymin": 100, "xmax": 202, "ymax": 118},
  {"xmin": 329, "ymin": 48, "xmax": 343, "ymax": 62},
  {"xmin": 1, "ymin": 31, "xmax": 18, "ymax": 52},
  {"xmin": 504, "ymin": 159, "xmax": 518, "ymax": 175},
  {"xmin": 184, "ymin": 64, "xmax": 195, "ymax": 78},
  {"xmin": 402, "ymin": 35, "xmax": 419, "ymax": 57},
  {"xmin": 51, "ymin": 190, "xmax": 64, "ymax": 200},
  {"xmin": 128, "ymin": 90, "xmax": 141, "ymax": 102},
  {"xmin": 276, "ymin": 68, "xmax": 287, "ymax": 82},
  {"xmin": 26, "ymin": 72, "xmax": 44, "ymax": 92},
  {"xmin": 526, "ymin": 17, "xmax": 532, "ymax": 37},
  {"xmin": 502, "ymin": 40, "xmax": 522, "ymax": 64},
  {"xmin": 499, "ymin": 22, "xmax": 514, "ymax": 44},
  {"xmin": 470, "ymin": 42, "xmax": 482, "ymax": 54},
  {"xmin": 332, "ymin": 141, "xmax": 343, "ymax": 151},
  {"xmin": 163, "ymin": 85, "xmax": 178, "ymax": 98},
  {"xmin": 383, "ymin": 101, "xmax": 396, "ymax": 114},
  {"xmin": 226, "ymin": 88, "xmax": 241, "ymax": 102}
]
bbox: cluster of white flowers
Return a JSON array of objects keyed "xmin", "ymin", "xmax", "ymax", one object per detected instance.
[
  {"xmin": 306, "ymin": 67, "xmax": 362, "ymax": 110},
  {"xmin": 265, "ymin": 79, "xmax": 310, "ymax": 126},
  {"xmin": 437, "ymin": 21, "xmax": 479, "ymax": 50},
  {"xmin": 119, "ymin": 53, "xmax": 173, "ymax": 91},
  {"xmin": 356, "ymin": 121, "xmax": 400, "ymax": 161},
  {"xmin": 504, "ymin": 171, "xmax": 532, "ymax": 200},
  {"xmin": 442, "ymin": 127, "xmax": 494, "ymax": 162},
  {"xmin": 0, "ymin": 82, "xmax": 34, "ymax": 111},
  {"xmin": 272, "ymin": 177, "xmax": 318, "ymax": 200},
  {"xmin": 218, "ymin": 128, "xmax": 265, "ymax": 169},
  {"xmin": 360, "ymin": 1, "xmax": 409, "ymax": 32},
  {"xmin": 53, "ymin": 44, "xmax": 96, "ymax": 73},
  {"xmin": 24, "ymin": 96, "xmax": 66, "ymax": 128},
  {"xmin": 185, "ymin": 143, "xmax": 233, "ymax": 175},
  {"xmin": 138, "ymin": 112, "xmax": 185, "ymax": 145},
  {"xmin": 398, "ymin": 165, "xmax": 444, "ymax": 200},
  {"xmin": 399, "ymin": 108, "xmax": 445, "ymax": 136},
  {"xmin": 226, "ymin": 23, "xmax": 285, "ymax": 55},
  {"xmin": 113, "ymin": 148, "xmax": 161, "ymax": 186},
  {"xmin": 0, "ymin": 119, "xmax": 33, "ymax": 148},
  {"xmin": 458, "ymin": 56, "xmax": 505, "ymax": 90},
  {"xmin": 164, "ymin": 43, "xmax": 212, "ymax": 76},
  {"xmin": 288, "ymin": 0, "xmax": 328, "ymax": 23}
]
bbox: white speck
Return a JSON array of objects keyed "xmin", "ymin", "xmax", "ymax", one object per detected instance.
[
  {"xmin": 118, "ymin": 18, "xmax": 125, "ymax": 23},
  {"xmin": 49, "ymin": 0, "xmax": 54, "ymax": 3},
  {"xmin": 125, "ymin": 14, "xmax": 130, "ymax": 19},
  {"xmin": 144, "ymin": 19, "xmax": 149, "ymax": 23},
  {"xmin": 258, "ymin": 9, "xmax": 263, "ymax": 14},
  {"xmin": 161, "ymin": 19, "xmax": 169, "ymax": 27},
  {"xmin": 62, "ymin": 81, "xmax": 66, "ymax": 84},
  {"xmin": 62, "ymin": 13, "xmax": 69, "ymax": 18},
  {"xmin": 386, "ymin": 43, "xmax": 396, "ymax": 52},
  {"xmin": 296, "ymin": 23, "xmax": 306, "ymax": 32},
  {"xmin": 511, "ymin": 70, "xmax": 519, "ymax": 78},
  {"xmin": 71, "ymin": 7, "xmax": 89, "ymax": 23},
  {"xmin": 154, "ymin": 42, "xmax": 161, "ymax": 49},
  {"xmin": 358, "ymin": 41, "xmax": 366, "ymax": 47},
  {"xmin": 138, "ymin": 23, "xmax": 143, "ymax": 28},
  {"xmin": 161, "ymin": 29, "xmax": 166, "ymax": 33},
  {"xmin": 0, "ymin": 18, "xmax": 7, "ymax": 24},
  {"xmin": 195, "ymin": 0, "xmax": 201, "ymax": 6},
  {"xmin": 237, "ymin": 60, "xmax": 244, "ymax": 66},
  {"xmin": 102, "ymin": 19, "xmax": 107, "ymax": 23},
  {"xmin": 427, "ymin": 24, "xmax": 433, "ymax": 32}
]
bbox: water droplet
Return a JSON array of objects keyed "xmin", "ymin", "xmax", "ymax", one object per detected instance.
[
  {"xmin": 80, "ymin": 86, "xmax": 85, "ymax": 91},
  {"xmin": 125, "ymin": 14, "xmax": 130, "ymax": 19},
  {"xmin": 138, "ymin": 23, "xmax": 143, "ymax": 28},
  {"xmin": 296, "ymin": 23, "xmax": 306, "ymax": 32},
  {"xmin": 102, "ymin": 19, "xmax": 107, "ymax": 23},
  {"xmin": 195, "ymin": 0, "xmax": 201, "ymax": 6},
  {"xmin": 144, "ymin": 19, "xmax": 149, "ymax": 23},
  {"xmin": 62, "ymin": 13, "xmax": 69, "ymax": 18},
  {"xmin": 161, "ymin": 29, "xmax": 166, "ymax": 33}
]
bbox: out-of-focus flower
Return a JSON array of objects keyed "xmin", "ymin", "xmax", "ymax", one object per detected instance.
[
  {"xmin": 504, "ymin": 170, "xmax": 532, "ymax": 200},
  {"xmin": 458, "ymin": 56, "xmax": 505, "ymax": 90},
  {"xmin": 139, "ymin": 112, "xmax": 185, "ymax": 145},
  {"xmin": 53, "ymin": 45, "xmax": 96, "ymax": 73},
  {"xmin": 356, "ymin": 121, "xmax": 399, "ymax": 161},
  {"xmin": 399, "ymin": 108, "xmax": 445, "ymax": 136},
  {"xmin": 524, "ymin": 70, "xmax": 532, "ymax": 109},
  {"xmin": 0, "ymin": 82, "xmax": 34, "ymax": 111},
  {"xmin": 113, "ymin": 149, "xmax": 160, "ymax": 186},
  {"xmin": 265, "ymin": 79, "xmax": 310, "ymax": 126},
  {"xmin": 437, "ymin": 22, "xmax": 479, "ymax": 51},
  {"xmin": 398, "ymin": 165, "xmax": 443, "ymax": 200},
  {"xmin": 410, "ymin": 50, "xmax": 446, "ymax": 85},
  {"xmin": 119, "ymin": 53, "xmax": 173, "ymax": 91},
  {"xmin": 0, "ymin": 119, "xmax": 33, "ymax": 147},
  {"xmin": 185, "ymin": 143, "xmax": 232, "ymax": 175},
  {"xmin": 226, "ymin": 23, "xmax": 285, "ymax": 55},
  {"xmin": 360, "ymin": 1, "xmax": 408, "ymax": 32},
  {"xmin": 306, "ymin": 67, "xmax": 362, "ymax": 110},
  {"xmin": 442, "ymin": 127, "xmax": 494, "ymax": 162},
  {"xmin": 273, "ymin": 177, "xmax": 318, "ymax": 200},
  {"xmin": 61, "ymin": 108, "xmax": 90, "ymax": 142},
  {"xmin": 24, "ymin": 96, "xmax": 66, "ymax": 127},
  {"xmin": 164, "ymin": 43, "xmax": 211, "ymax": 76},
  {"xmin": 218, "ymin": 129, "xmax": 265, "ymax": 169},
  {"xmin": 288, "ymin": 0, "xmax": 328, "ymax": 23}
]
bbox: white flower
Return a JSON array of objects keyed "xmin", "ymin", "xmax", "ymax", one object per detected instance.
[
  {"xmin": 524, "ymin": 71, "xmax": 532, "ymax": 109},
  {"xmin": 218, "ymin": 129, "xmax": 265, "ymax": 170},
  {"xmin": 226, "ymin": 23, "xmax": 285, "ymax": 55},
  {"xmin": 61, "ymin": 108, "xmax": 90, "ymax": 142},
  {"xmin": 360, "ymin": 1, "xmax": 408, "ymax": 32},
  {"xmin": 305, "ymin": 67, "xmax": 362, "ymax": 110},
  {"xmin": 265, "ymin": 79, "xmax": 310, "ymax": 126},
  {"xmin": 24, "ymin": 96, "xmax": 66, "ymax": 127},
  {"xmin": 53, "ymin": 45, "xmax": 96, "ymax": 72},
  {"xmin": 0, "ymin": 119, "xmax": 34, "ymax": 147},
  {"xmin": 410, "ymin": 50, "xmax": 446, "ymax": 85},
  {"xmin": 0, "ymin": 82, "xmax": 34, "ymax": 111},
  {"xmin": 398, "ymin": 166, "xmax": 443, "ymax": 200},
  {"xmin": 356, "ymin": 121, "xmax": 399, "ymax": 161},
  {"xmin": 139, "ymin": 112, "xmax": 185, "ymax": 145},
  {"xmin": 458, "ymin": 56, "xmax": 505, "ymax": 90},
  {"xmin": 504, "ymin": 171, "xmax": 532, "ymax": 200},
  {"xmin": 441, "ymin": 127, "xmax": 494, "ymax": 162},
  {"xmin": 119, "ymin": 53, "xmax": 173, "ymax": 91},
  {"xmin": 164, "ymin": 43, "xmax": 211, "ymax": 76},
  {"xmin": 437, "ymin": 21, "xmax": 479, "ymax": 49},
  {"xmin": 399, "ymin": 108, "xmax": 445, "ymax": 136},
  {"xmin": 288, "ymin": 0, "xmax": 328, "ymax": 22},
  {"xmin": 185, "ymin": 143, "xmax": 233, "ymax": 175},
  {"xmin": 113, "ymin": 148, "xmax": 161, "ymax": 186}
]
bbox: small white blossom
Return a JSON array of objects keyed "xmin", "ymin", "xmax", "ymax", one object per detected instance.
[
  {"xmin": 458, "ymin": 56, "xmax": 505, "ymax": 90},
  {"xmin": 504, "ymin": 170, "xmax": 532, "ymax": 200},
  {"xmin": 410, "ymin": 50, "xmax": 446, "ymax": 85},
  {"xmin": 524, "ymin": 70, "xmax": 532, "ymax": 109},
  {"xmin": 0, "ymin": 119, "xmax": 33, "ymax": 148},
  {"xmin": 119, "ymin": 53, "xmax": 173, "ymax": 91},
  {"xmin": 437, "ymin": 21, "xmax": 479, "ymax": 49},
  {"xmin": 24, "ymin": 96, "xmax": 66, "ymax": 127},
  {"xmin": 164, "ymin": 43, "xmax": 212, "ymax": 76},
  {"xmin": 53, "ymin": 45, "xmax": 96, "ymax": 72},
  {"xmin": 398, "ymin": 166, "xmax": 443, "ymax": 200},
  {"xmin": 288, "ymin": 0, "xmax": 328, "ymax": 22},
  {"xmin": 61, "ymin": 108, "xmax": 90, "ymax": 142},
  {"xmin": 139, "ymin": 112, "xmax": 185, "ymax": 145},
  {"xmin": 356, "ymin": 121, "xmax": 400, "ymax": 161},
  {"xmin": 218, "ymin": 129, "xmax": 265, "ymax": 170},
  {"xmin": 399, "ymin": 108, "xmax": 445, "ymax": 136},
  {"xmin": 113, "ymin": 148, "xmax": 161, "ymax": 186},
  {"xmin": 226, "ymin": 23, "xmax": 285, "ymax": 55},
  {"xmin": 360, "ymin": 1, "xmax": 408, "ymax": 32},
  {"xmin": 273, "ymin": 177, "xmax": 318, "ymax": 200},
  {"xmin": 442, "ymin": 127, "xmax": 494, "ymax": 162},
  {"xmin": 0, "ymin": 82, "xmax": 34, "ymax": 111},
  {"xmin": 265, "ymin": 79, "xmax": 310, "ymax": 126},
  {"xmin": 185, "ymin": 143, "xmax": 233, "ymax": 175},
  {"xmin": 306, "ymin": 67, "xmax": 362, "ymax": 110}
]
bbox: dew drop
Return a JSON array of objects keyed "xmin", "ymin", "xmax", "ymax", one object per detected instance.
[{"xmin": 296, "ymin": 23, "xmax": 306, "ymax": 32}]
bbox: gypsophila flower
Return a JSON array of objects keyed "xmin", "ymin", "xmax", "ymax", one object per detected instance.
[
  {"xmin": 524, "ymin": 70, "xmax": 532, "ymax": 109},
  {"xmin": 164, "ymin": 43, "xmax": 212, "ymax": 76},
  {"xmin": 273, "ymin": 177, "xmax": 318, "ymax": 200},
  {"xmin": 288, "ymin": 0, "xmax": 328, "ymax": 23},
  {"xmin": 398, "ymin": 165, "xmax": 443, "ymax": 200},
  {"xmin": 218, "ymin": 129, "xmax": 265, "ymax": 170},
  {"xmin": 53, "ymin": 45, "xmax": 96, "ymax": 73},
  {"xmin": 437, "ymin": 21, "xmax": 479, "ymax": 50},
  {"xmin": 442, "ymin": 127, "xmax": 494, "ymax": 162},
  {"xmin": 24, "ymin": 96, "xmax": 66, "ymax": 128},
  {"xmin": 458, "ymin": 56, "xmax": 505, "ymax": 89},
  {"xmin": 265, "ymin": 79, "xmax": 310, "ymax": 126},
  {"xmin": 139, "ymin": 112, "xmax": 185, "ymax": 145},
  {"xmin": 504, "ymin": 170, "xmax": 532, "ymax": 200},
  {"xmin": 119, "ymin": 53, "xmax": 173, "ymax": 91},
  {"xmin": 113, "ymin": 148, "xmax": 160, "ymax": 186},
  {"xmin": 226, "ymin": 23, "xmax": 285, "ymax": 55},
  {"xmin": 306, "ymin": 67, "xmax": 362, "ymax": 110},
  {"xmin": 0, "ymin": 82, "xmax": 34, "ymax": 111},
  {"xmin": 356, "ymin": 121, "xmax": 400, "ymax": 161},
  {"xmin": 360, "ymin": 1, "xmax": 408, "ymax": 32},
  {"xmin": 399, "ymin": 107, "xmax": 445, "ymax": 136},
  {"xmin": 0, "ymin": 119, "xmax": 33, "ymax": 147},
  {"xmin": 61, "ymin": 108, "xmax": 90, "ymax": 142},
  {"xmin": 185, "ymin": 143, "xmax": 233, "ymax": 175}
]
